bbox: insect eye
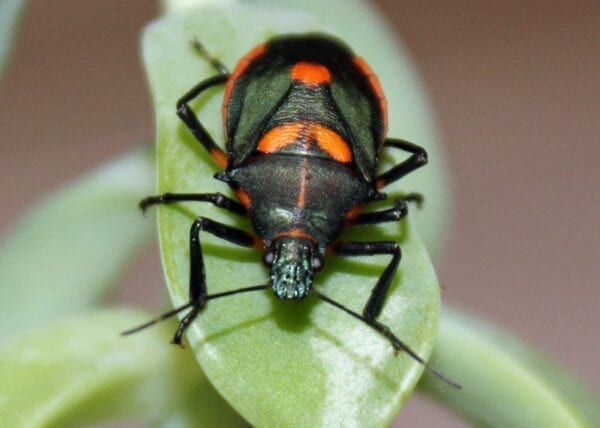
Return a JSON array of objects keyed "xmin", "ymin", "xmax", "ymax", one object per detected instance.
[
  {"xmin": 262, "ymin": 251, "xmax": 274, "ymax": 267},
  {"xmin": 312, "ymin": 256, "xmax": 323, "ymax": 272}
]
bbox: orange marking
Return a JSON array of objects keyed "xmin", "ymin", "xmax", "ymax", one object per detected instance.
[
  {"xmin": 325, "ymin": 241, "xmax": 344, "ymax": 255},
  {"xmin": 291, "ymin": 62, "xmax": 331, "ymax": 86},
  {"xmin": 254, "ymin": 238, "xmax": 266, "ymax": 249},
  {"xmin": 235, "ymin": 188, "xmax": 251, "ymax": 208},
  {"xmin": 248, "ymin": 234, "xmax": 265, "ymax": 250},
  {"xmin": 222, "ymin": 44, "xmax": 267, "ymax": 130},
  {"xmin": 211, "ymin": 148, "xmax": 228, "ymax": 169},
  {"xmin": 353, "ymin": 56, "xmax": 388, "ymax": 135},
  {"xmin": 257, "ymin": 123, "xmax": 304, "ymax": 153},
  {"xmin": 345, "ymin": 204, "xmax": 365, "ymax": 221},
  {"xmin": 375, "ymin": 177, "xmax": 385, "ymax": 190},
  {"xmin": 258, "ymin": 122, "xmax": 352, "ymax": 163},
  {"xmin": 314, "ymin": 125, "xmax": 352, "ymax": 162},
  {"xmin": 297, "ymin": 158, "xmax": 308, "ymax": 209},
  {"xmin": 274, "ymin": 229, "xmax": 317, "ymax": 243}
]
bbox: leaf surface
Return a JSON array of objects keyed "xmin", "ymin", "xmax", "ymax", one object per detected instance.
[
  {"xmin": 0, "ymin": 0, "xmax": 26, "ymax": 78},
  {"xmin": 420, "ymin": 308, "xmax": 600, "ymax": 428},
  {"xmin": 0, "ymin": 149, "xmax": 154, "ymax": 341},
  {"xmin": 0, "ymin": 310, "xmax": 244, "ymax": 427},
  {"xmin": 144, "ymin": 1, "xmax": 448, "ymax": 425}
]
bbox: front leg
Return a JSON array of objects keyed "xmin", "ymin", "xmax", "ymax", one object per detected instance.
[
  {"xmin": 121, "ymin": 216, "xmax": 267, "ymax": 342},
  {"xmin": 173, "ymin": 216, "xmax": 262, "ymax": 345},
  {"xmin": 313, "ymin": 240, "xmax": 460, "ymax": 388},
  {"xmin": 331, "ymin": 240, "xmax": 401, "ymax": 321}
]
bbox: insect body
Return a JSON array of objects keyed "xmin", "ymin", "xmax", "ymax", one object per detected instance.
[{"xmin": 126, "ymin": 34, "xmax": 457, "ymax": 387}]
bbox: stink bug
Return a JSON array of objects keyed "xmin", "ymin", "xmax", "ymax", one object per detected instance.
[{"xmin": 125, "ymin": 33, "xmax": 458, "ymax": 387}]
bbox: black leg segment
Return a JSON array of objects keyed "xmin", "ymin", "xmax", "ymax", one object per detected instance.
[
  {"xmin": 376, "ymin": 138, "xmax": 428, "ymax": 190},
  {"xmin": 188, "ymin": 217, "xmax": 257, "ymax": 301},
  {"xmin": 177, "ymin": 38, "xmax": 230, "ymax": 166},
  {"xmin": 314, "ymin": 241, "xmax": 460, "ymax": 388},
  {"xmin": 190, "ymin": 38, "xmax": 229, "ymax": 76},
  {"xmin": 332, "ymin": 240, "xmax": 401, "ymax": 321},
  {"xmin": 353, "ymin": 194, "xmax": 423, "ymax": 226},
  {"xmin": 171, "ymin": 216, "xmax": 259, "ymax": 344},
  {"xmin": 311, "ymin": 289, "xmax": 460, "ymax": 388},
  {"xmin": 139, "ymin": 192, "xmax": 246, "ymax": 215},
  {"xmin": 176, "ymin": 74, "xmax": 229, "ymax": 168}
]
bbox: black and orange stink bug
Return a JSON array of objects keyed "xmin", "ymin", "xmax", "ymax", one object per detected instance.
[{"xmin": 124, "ymin": 34, "xmax": 458, "ymax": 387}]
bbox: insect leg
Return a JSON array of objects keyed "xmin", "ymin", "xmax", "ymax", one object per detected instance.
[
  {"xmin": 351, "ymin": 194, "xmax": 423, "ymax": 226},
  {"xmin": 172, "ymin": 217, "xmax": 262, "ymax": 345},
  {"xmin": 176, "ymin": 74, "xmax": 230, "ymax": 169},
  {"xmin": 331, "ymin": 241, "xmax": 400, "ymax": 321},
  {"xmin": 190, "ymin": 38, "xmax": 229, "ymax": 76},
  {"xmin": 315, "ymin": 240, "xmax": 460, "ymax": 388},
  {"xmin": 139, "ymin": 192, "xmax": 246, "ymax": 216},
  {"xmin": 375, "ymin": 138, "xmax": 428, "ymax": 190},
  {"xmin": 311, "ymin": 288, "xmax": 460, "ymax": 388},
  {"xmin": 122, "ymin": 217, "xmax": 265, "ymax": 343}
]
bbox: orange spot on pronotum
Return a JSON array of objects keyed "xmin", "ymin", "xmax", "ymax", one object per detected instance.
[
  {"xmin": 235, "ymin": 188, "xmax": 252, "ymax": 208},
  {"xmin": 297, "ymin": 158, "xmax": 308, "ymax": 209},
  {"xmin": 345, "ymin": 204, "xmax": 365, "ymax": 221},
  {"xmin": 274, "ymin": 229, "xmax": 317, "ymax": 243},
  {"xmin": 291, "ymin": 62, "xmax": 331, "ymax": 86}
]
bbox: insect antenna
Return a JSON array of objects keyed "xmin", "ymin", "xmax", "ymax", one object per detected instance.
[
  {"xmin": 121, "ymin": 283, "xmax": 271, "ymax": 337},
  {"xmin": 121, "ymin": 301, "xmax": 195, "ymax": 336},
  {"xmin": 312, "ymin": 289, "xmax": 461, "ymax": 389}
]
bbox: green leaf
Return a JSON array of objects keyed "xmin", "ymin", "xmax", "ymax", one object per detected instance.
[
  {"xmin": 144, "ymin": 1, "xmax": 447, "ymax": 425},
  {"xmin": 0, "ymin": 0, "xmax": 26, "ymax": 79},
  {"xmin": 0, "ymin": 148, "xmax": 155, "ymax": 342},
  {"xmin": 419, "ymin": 308, "xmax": 600, "ymax": 428},
  {"xmin": 0, "ymin": 309, "xmax": 245, "ymax": 427}
]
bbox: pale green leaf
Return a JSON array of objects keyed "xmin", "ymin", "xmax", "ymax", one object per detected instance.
[
  {"xmin": 0, "ymin": 148, "xmax": 154, "ymax": 341},
  {"xmin": 0, "ymin": 0, "xmax": 26, "ymax": 78},
  {"xmin": 144, "ymin": 1, "xmax": 447, "ymax": 425},
  {"xmin": 419, "ymin": 308, "xmax": 600, "ymax": 428},
  {"xmin": 0, "ymin": 309, "xmax": 245, "ymax": 427}
]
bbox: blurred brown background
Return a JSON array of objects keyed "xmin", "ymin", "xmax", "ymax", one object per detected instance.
[{"xmin": 1, "ymin": 1, "xmax": 598, "ymax": 426}]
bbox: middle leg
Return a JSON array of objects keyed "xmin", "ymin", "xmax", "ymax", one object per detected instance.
[
  {"xmin": 351, "ymin": 194, "xmax": 423, "ymax": 226},
  {"xmin": 139, "ymin": 192, "xmax": 246, "ymax": 216},
  {"xmin": 375, "ymin": 138, "xmax": 428, "ymax": 190}
]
